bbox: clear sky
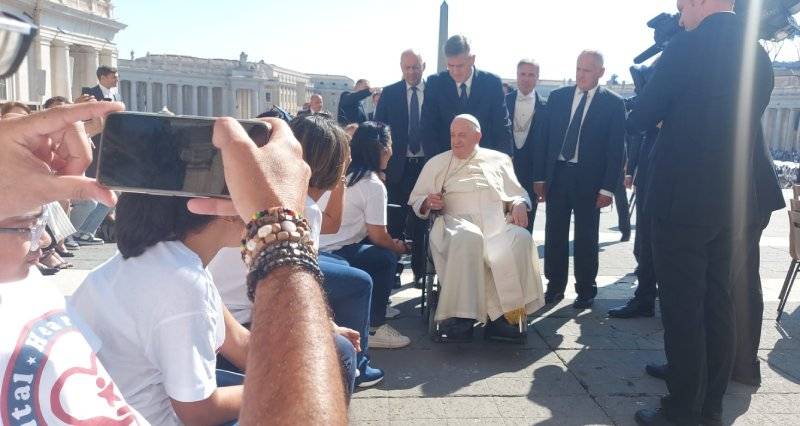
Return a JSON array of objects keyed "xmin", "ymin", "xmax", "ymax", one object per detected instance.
[{"xmin": 113, "ymin": 0, "xmax": 800, "ymax": 86}]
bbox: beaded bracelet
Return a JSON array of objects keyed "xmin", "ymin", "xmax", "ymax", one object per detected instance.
[{"xmin": 241, "ymin": 208, "xmax": 324, "ymax": 302}]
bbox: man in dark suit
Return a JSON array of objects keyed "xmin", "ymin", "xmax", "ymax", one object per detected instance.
[
  {"xmin": 535, "ymin": 50, "xmax": 625, "ymax": 310},
  {"xmin": 627, "ymin": 1, "xmax": 784, "ymax": 424},
  {"xmin": 420, "ymin": 34, "xmax": 512, "ymax": 157},
  {"xmin": 608, "ymin": 128, "xmax": 659, "ymax": 319},
  {"xmin": 337, "ymin": 79, "xmax": 373, "ymax": 125},
  {"xmin": 85, "ymin": 65, "xmax": 120, "ymax": 102},
  {"xmin": 506, "ymin": 58, "xmax": 547, "ymax": 229},
  {"xmin": 374, "ymin": 49, "xmax": 428, "ymax": 283},
  {"xmin": 297, "ymin": 93, "xmax": 331, "ymax": 118}
]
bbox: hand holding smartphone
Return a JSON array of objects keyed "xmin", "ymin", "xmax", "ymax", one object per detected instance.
[{"xmin": 97, "ymin": 112, "xmax": 271, "ymax": 198}]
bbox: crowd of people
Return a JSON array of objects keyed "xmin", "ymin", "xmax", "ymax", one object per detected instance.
[{"xmin": 0, "ymin": 0, "xmax": 788, "ymax": 425}]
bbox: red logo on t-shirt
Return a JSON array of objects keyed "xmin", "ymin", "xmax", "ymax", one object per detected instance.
[{"xmin": 2, "ymin": 310, "xmax": 141, "ymax": 425}]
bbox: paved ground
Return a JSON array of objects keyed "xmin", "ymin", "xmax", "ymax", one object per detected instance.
[{"xmin": 50, "ymin": 190, "xmax": 800, "ymax": 425}]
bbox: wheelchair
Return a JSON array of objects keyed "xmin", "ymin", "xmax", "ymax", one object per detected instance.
[{"xmin": 418, "ymin": 212, "xmax": 528, "ymax": 344}]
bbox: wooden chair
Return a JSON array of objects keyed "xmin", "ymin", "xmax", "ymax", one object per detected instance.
[
  {"xmin": 793, "ymin": 184, "xmax": 800, "ymax": 201},
  {"xmin": 790, "ymin": 198, "xmax": 800, "ymax": 213},
  {"xmin": 777, "ymin": 210, "xmax": 800, "ymax": 321}
]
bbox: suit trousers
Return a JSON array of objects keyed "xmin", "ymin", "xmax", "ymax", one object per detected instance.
[
  {"xmin": 632, "ymin": 182, "xmax": 657, "ymax": 304},
  {"xmin": 614, "ymin": 180, "xmax": 631, "ymax": 234},
  {"xmin": 387, "ymin": 157, "xmax": 427, "ymax": 280},
  {"xmin": 652, "ymin": 217, "xmax": 741, "ymax": 420},
  {"xmin": 544, "ymin": 162, "xmax": 600, "ymax": 298},
  {"xmin": 731, "ymin": 215, "xmax": 771, "ymax": 384}
]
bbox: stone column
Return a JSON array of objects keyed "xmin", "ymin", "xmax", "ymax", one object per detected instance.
[
  {"xmin": 177, "ymin": 85, "xmax": 184, "ymax": 115},
  {"xmin": 251, "ymin": 88, "xmax": 259, "ymax": 117},
  {"xmin": 99, "ymin": 49, "xmax": 114, "ymax": 67},
  {"xmin": 129, "ymin": 80, "xmax": 138, "ymax": 111},
  {"xmin": 36, "ymin": 38, "xmax": 53, "ymax": 101},
  {"xmin": 161, "ymin": 83, "xmax": 167, "ymax": 111},
  {"xmin": 147, "ymin": 82, "xmax": 154, "ymax": 112},
  {"xmin": 50, "ymin": 41, "xmax": 72, "ymax": 100},
  {"xmin": 84, "ymin": 47, "xmax": 99, "ymax": 91},
  {"xmin": 207, "ymin": 86, "xmax": 214, "ymax": 116}
]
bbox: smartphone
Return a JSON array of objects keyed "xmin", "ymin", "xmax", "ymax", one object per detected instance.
[
  {"xmin": 80, "ymin": 86, "xmax": 93, "ymax": 96},
  {"xmin": 97, "ymin": 112, "xmax": 270, "ymax": 198}
]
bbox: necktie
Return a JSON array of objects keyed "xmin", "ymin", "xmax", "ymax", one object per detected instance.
[
  {"xmin": 459, "ymin": 83, "xmax": 468, "ymax": 106},
  {"xmin": 560, "ymin": 91, "xmax": 588, "ymax": 162},
  {"xmin": 409, "ymin": 87, "xmax": 421, "ymax": 154}
]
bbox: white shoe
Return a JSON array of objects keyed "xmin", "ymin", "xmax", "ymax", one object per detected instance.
[
  {"xmin": 368, "ymin": 324, "xmax": 411, "ymax": 349},
  {"xmin": 385, "ymin": 306, "xmax": 401, "ymax": 319}
]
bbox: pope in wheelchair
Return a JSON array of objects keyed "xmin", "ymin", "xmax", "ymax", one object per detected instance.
[{"xmin": 409, "ymin": 114, "xmax": 545, "ymax": 342}]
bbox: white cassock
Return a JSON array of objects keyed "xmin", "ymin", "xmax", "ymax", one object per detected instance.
[{"xmin": 409, "ymin": 147, "xmax": 545, "ymax": 322}]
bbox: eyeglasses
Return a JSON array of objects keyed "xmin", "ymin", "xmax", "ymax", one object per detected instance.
[
  {"xmin": 0, "ymin": 215, "xmax": 47, "ymax": 252},
  {"xmin": 0, "ymin": 12, "xmax": 38, "ymax": 79}
]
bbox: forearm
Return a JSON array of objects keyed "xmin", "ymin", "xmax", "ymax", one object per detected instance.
[
  {"xmin": 220, "ymin": 307, "xmax": 250, "ymax": 372},
  {"xmin": 240, "ymin": 267, "xmax": 346, "ymax": 425},
  {"xmin": 173, "ymin": 386, "xmax": 243, "ymax": 426},
  {"xmin": 367, "ymin": 227, "xmax": 401, "ymax": 253},
  {"xmin": 320, "ymin": 183, "xmax": 345, "ymax": 234}
]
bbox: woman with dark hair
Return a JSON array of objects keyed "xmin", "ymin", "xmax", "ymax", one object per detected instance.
[
  {"xmin": 70, "ymin": 194, "xmax": 267, "ymax": 425},
  {"xmin": 210, "ymin": 115, "xmax": 384, "ymax": 387},
  {"xmin": 319, "ymin": 121, "xmax": 411, "ymax": 349}
]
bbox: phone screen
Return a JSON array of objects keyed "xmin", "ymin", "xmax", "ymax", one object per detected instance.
[{"xmin": 97, "ymin": 112, "xmax": 270, "ymax": 198}]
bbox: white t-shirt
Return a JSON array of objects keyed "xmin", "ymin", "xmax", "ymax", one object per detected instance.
[
  {"xmin": 69, "ymin": 241, "xmax": 225, "ymax": 426},
  {"xmin": 319, "ymin": 172, "xmax": 387, "ymax": 252},
  {"xmin": 0, "ymin": 269, "xmax": 148, "ymax": 425},
  {"xmin": 209, "ymin": 196, "xmax": 323, "ymax": 324}
]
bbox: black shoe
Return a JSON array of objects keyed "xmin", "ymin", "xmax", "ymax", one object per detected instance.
[
  {"xmin": 573, "ymin": 296, "xmax": 594, "ymax": 309},
  {"xmin": 440, "ymin": 318, "xmax": 474, "ymax": 342},
  {"xmin": 484, "ymin": 318, "xmax": 524, "ymax": 342},
  {"xmin": 544, "ymin": 292, "xmax": 564, "ymax": 305},
  {"xmin": 620, "ymin": 229, "xmax": 631, "ymax": 242},
  {"xmin": 645, "ymin": 363, "xmax": 668, "ymax": 381},
  {"xmin": 37, "ymin": 265, "xmax": 59, "ymax": 276},
  {"xmin": 635, "ymin": 408, "xmax": 678, "ymax": 426},
  {"xmin": 608, "ymin": 298, "xmax": 655, "ymax": 318}
]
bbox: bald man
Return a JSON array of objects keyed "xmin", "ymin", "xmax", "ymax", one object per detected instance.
[
  {"xmin": 628, "ymin": 0, "xmax": 783, "ymax": 424},
  {"xmin": 375, "ymin": 49, "xmax": 429, "ymax": 284},
  {"xmin": 409, "ymin": 114, "xmax": 544, "ymax": 342}
]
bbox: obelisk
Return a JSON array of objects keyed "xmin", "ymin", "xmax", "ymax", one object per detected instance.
[{"xmin": 437, "ymin": 0, "xmax": 449, "ymax": 72}]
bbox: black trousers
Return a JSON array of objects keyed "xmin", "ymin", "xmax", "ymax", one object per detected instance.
[
  {"xmin": 614, "ymin": 179, "xmax": 631, "ymax": 235},
  {"xmin": 544, "ymin": 163, "xmax": 600, "ymax": 298},
  {"xmin": 652, "ymin": 217, "xmax": 742, "ymax": 421},
  {"xmin": 731, "ymin": 215, "xmax": 771, "ymax": 383},
  {"xmin": 386, "ymin": 157, "xmax": 426, "ymax": 280},
  {"xmin": 632, "ymin": 181, "xmax": 657, "ymax": 303}
]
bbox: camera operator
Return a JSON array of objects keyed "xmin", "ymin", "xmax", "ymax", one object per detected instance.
[{"xmin": 627, "ymin": 1, "xmax": 784, "ymax": 425}]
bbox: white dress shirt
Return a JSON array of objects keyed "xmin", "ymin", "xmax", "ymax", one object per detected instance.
[
  {"xmin": 406, "ymin": 80, "xmax": 425, "ymax": 157},
  {"xmin": 513, "ymin": 90, "xmax": 537, "ymax": 150},
  {"xmin": 559, "ymin": 85, "xmax": 598, "ymax": 163},
  {"xmin": 456, "ymin": 67, "xmax": 475, "ymax": 98},
  {"xmin": 100, "ymin": 84, "xmax": 119, "ymax": 101}
]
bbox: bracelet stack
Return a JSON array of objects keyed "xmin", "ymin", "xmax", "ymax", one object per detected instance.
[{"xmin": 241, "ymin": 207, "xmax": 324, "ymax": 302}]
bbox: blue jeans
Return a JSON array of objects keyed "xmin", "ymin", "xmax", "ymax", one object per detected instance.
[
  {"xmin": 331, "ymin": 243, "xmax": 397, "ymax": 328},
  {"xmin": 320, "ymin": 252, "xmax": 372, "ymax": 366},
  {"xmin": 70, "ymin": 199, "xmax": 111, "ymax": 236}
]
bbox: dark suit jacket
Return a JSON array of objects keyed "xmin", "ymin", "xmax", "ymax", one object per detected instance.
[
  {"xmin": 628, "ymin": 12, "xmax": 784, "ymax": 226},
  {"xmin": 374, "ymin": 79, "xmax": 418, "ymax": 184},
  {"xmin": 535, "ymin": 86, "xmax": 626, "ymax": 196},
  {"xmin": 420, "ymin": 68, "xmax": 512, "ymax": 157},
  {"xmin": 337, "ymin": 89, "xmax": 371, "ymax": 125},
  {"xmin": 505, "ymin": 91, "xmax": 547, "ymax": 189},
  {"xmin": 87, "ymin": 84, "xmax": 113, "ymax": 101}
]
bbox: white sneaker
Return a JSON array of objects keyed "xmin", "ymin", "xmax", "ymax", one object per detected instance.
[
  {"xmin": 385, "ymin": 306, "xmax": 401, "ymax": 319},
  {"xmin": 368, "ymin": 324, "xmax": 411, "ymax": 349}
]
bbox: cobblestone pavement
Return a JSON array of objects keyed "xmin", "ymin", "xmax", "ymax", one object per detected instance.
[{"xmin": 51, "ymin": 191, "xmax": 800, "ymax": 425}]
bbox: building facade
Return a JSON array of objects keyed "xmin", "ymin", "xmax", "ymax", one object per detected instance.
[
  {"xmin": 117, "ymin": 52, "xmax": 314, "ymax": 119},
  {"xmin": 0, "ymin": 0, "xmax": 125, "ymax": 105}
]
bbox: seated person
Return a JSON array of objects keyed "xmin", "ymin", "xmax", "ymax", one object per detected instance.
[
  {"xmin": 69, "ymin": 194, "xmax": 248, "ymax": 425},
  {"xmin": 1, "ymin": 206, "xmax": 147, "ymax": 423},
  {"xmin": 319, "ymin": 121, "xmax": 411, "ymax": 349},
  {"xmin": 210, "ymin": 114, "xmax": 382, "ymax": 388},
  {"xmin": 408, "ymin": 114, "xmax": 545, "ymax": 341}
]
